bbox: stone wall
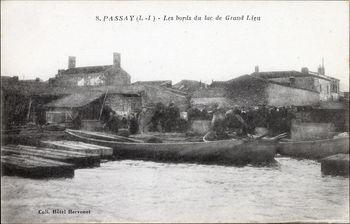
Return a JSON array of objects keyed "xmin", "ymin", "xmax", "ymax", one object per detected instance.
[
  {"xmin": 266, "ymin": 83, "xmax": 319, "ymax": 106},
  {"xmin": 314, "ymin": 78, "xmax": 331, "ymax": 101},
  {"xmin": 53, "ymin": 67, "xmax": 131, "ymax": 87},
  {"xmin": 191, "ymin": 120, "xmax": 211, "ymax": 134},
  {"xmin": 105, "ymin": 94, "xmax": 142, "ymax": 115},
  {"xmin": 269, "ymin": 76, "xmax": 316, "ymax": 91},
  {"xmin": 291, "ymin": 120, "xmax": 336, "ymax": 140},
  {"xmin": 141, "ymin": 85, "xmax": 188, "ymax": 111}
]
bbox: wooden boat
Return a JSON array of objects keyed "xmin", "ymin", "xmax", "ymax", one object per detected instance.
[
  {"xmin": 66, "ymin": 129, "xmax": 277, "ymax": 166},
  {"xmin": 321, "ymin": 153, "xmax": 349, "ymax": 176},
  {"xmin": 2, "ymin": 145, "xmax": 100, "ymax": 168},
  {"xmin": 65, "ymin": 129, "xmax": 143, "ymax": 143},
  {"xmin": 277, "ymin": 136, "xmax": 349, "ymax": 160},
  {"xmin": 1, "ymin": 154, "xmax": 75, "ymax": 179}
]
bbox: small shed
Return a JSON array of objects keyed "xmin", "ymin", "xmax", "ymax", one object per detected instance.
[{"xmin": 44, "ymin": 92, "xmax": 104, "ymax": 124}]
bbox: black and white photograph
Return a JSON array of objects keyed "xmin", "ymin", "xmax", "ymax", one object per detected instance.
[{"xmin": 1, "ymin": 1, "xmax": 349, "ymax": 223}]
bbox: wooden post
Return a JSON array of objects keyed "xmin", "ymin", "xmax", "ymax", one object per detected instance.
[
  {"xmin": 26, "ymin": 97, "xmax": 32, "ymax": 122},
  {"xmin": 99, "ymin": 90, "xmax": 108, "ymax": 121}
]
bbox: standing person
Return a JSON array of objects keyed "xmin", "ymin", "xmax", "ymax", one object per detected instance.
[
  {"xmin": 245, "ymin": 107, "xmax": 256, "ymax": 134},
  {"xmin": 164, "ymin": 102, "xmax": 180, "ymax": 132},
  {"xmin": 138, "ymin": 106, "xmax": 153, "ymax": 134},
  {"xmin": 100, "ymin": 106, "xmax": 113, "ymax": 124},
  {"xmin": 151, "ymin": 102, "xmax": 166, "ymax": 132},
  {"xmin": 285, "ymin": 107, "xmax": 296, "ymax": 135},
  {"xmin": 128, "ymin": 113, "xmax": 139, "ymax": 135},
  {"xmin": 72, "ymin": 110, "xmax": 82, "ymax": 129},
  {"xmin": 106, "ymin": 111, "xmax": 119, "ymax": 134},
  {"xmin": 225, "ymin": 107, "xmax": 248, "ymax": 136},
  {"xmin": 211, "ymin": 104, "xmax": 227, "ymax": 140},
  {"xmin": 121, "ymin": 115, "xmax": 128, "ymax": 129}
]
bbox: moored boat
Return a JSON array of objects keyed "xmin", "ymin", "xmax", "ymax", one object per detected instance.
[
  {"xmin": 277, "ymin": 136, "xmax": 349, "ymax": 160},
  {"xmin": 66, "ymin": 129, "xmax": 277, "ymax": 166}
]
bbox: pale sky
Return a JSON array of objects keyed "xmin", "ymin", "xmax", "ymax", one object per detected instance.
[{"xmin": 1, "ymin": 1, "xmax": 349, "ymax": 90}]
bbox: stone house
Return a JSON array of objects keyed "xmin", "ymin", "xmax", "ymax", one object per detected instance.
[
  {"xmin": 251, "ymin": 66, "xmax": 340, "ymax": 102},
  {"xmin": 49, "ymin": 53, "xmax": 131, "ymax": 87},
  {"xmin": 194, "ymin": 74, "xmax": 320, "ymax": 109}
]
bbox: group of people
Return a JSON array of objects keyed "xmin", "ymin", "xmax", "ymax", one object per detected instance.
[
  {"xmin": 100, "ymin": 102, "xmax": 185, "ymax": 135},
  {"xmin": 205, "ymin": 104, "xmax": 296, "ymax": 140},
  {"xmin": 95, "ymin": 102, "xmax": 297, "ymax": 138},
  {"xmin": 149, "ymin": 102, "xmax": 182, "ymax": 133},
  {"xmin": 100, "ymin": 106, "xmax": 139, "ymax": 135}
]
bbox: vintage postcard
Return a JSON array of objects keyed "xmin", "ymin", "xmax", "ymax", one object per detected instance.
[{"xmin": 1, "ymin": 1, "xmax": 349, "ymax": 223}]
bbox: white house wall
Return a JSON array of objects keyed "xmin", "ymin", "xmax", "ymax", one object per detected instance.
[{"xmin": 266, "ymin": 83, "xmax": 319, "ymax": 106}]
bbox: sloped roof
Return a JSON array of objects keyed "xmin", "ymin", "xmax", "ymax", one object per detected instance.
[
  {"xmin": 62, "ymin": 65, "xmax": 112, "ymax": 74},
  {"xmin": 173, "ymin": 79, "xmax": 207, "ymax": 93},
  {"xmin": 59, "ymin": 65, "xmax": 130, "ymax": 80},
  {"xmin": 45, "ymin": 92, "xmax": 104, "ymax": 108},
  {"xmin": 1, "ymin": 79, "xmax": 143, "ymax": 97},
  {"xmin": 209, "ymin": 74, "xmax": 319, "ymax": 93},
  {"xmin": 132, "ymin": 80, "xmax": 172, "ymax": 86},
  {"xmin": 252, "ymin": 71, "xmax": 331, "ymax": 81}
]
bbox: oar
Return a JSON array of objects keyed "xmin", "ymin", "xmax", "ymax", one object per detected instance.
[
  {"xmin": 271, "ymin": 132, "xmax": 288, "ymax": 140},
  {"xmin": 254, "ymin": 133, "xmax": 269, "ymax": 140},
  {"xmin": 264, "ymin": 132, "xmax": 288, "ymax": 141}
]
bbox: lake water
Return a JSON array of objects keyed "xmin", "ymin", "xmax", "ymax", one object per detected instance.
[{"xmin": 1, "ymin": 157, "xmax": 349, "ymax": 223}]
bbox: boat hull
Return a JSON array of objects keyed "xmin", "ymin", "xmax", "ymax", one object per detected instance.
[
  {"xmin": 277, "ymin": 137, "xmax": 349, "ymax": 159},
  {"xmin": 66, "ymin": 130, "xmax": 277, "ymax": 166}
]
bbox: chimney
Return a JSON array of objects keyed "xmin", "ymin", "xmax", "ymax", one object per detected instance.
[
  {"xmin": 301, "ymin": 67, "xmax": 309, "ymax": 74},
  {"xmin": 318, "ymin": 65, "xmax": 325, "ymax": 76},
  {"xmin": 113, "ymin": 52, "xmax": 121, "ymax": 69},
  {"xmin": 255, "ymin": 66, "xmax": 259, "ymax": 73},
  {"xmin": 68, "ymin": 56, "xmax": 76, "ymax": 69}
]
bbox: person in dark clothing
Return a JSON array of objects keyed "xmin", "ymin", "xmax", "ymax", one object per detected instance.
[
  {"xmin": 128, "ymin": 113, "xmax": 139, "ymax": 134},
  {"xmin": 245, "ymin": 108, "xmax": 256, "ymax": 134},
  {"xmin": 35, "ymin": 107, "xmax": 46, "ymax": 126},
  {"xmin": 187, "ymin": 105, "xmax": 197, "ymax": 121},
  {"xmin": 285, "ymin": 108, "xmax": 296, "ymax": 134},
  {"xmin": 151, "ymin": 102, "xmax": 166, "ymax": 132},
  {"xmin": 72, "ymin": 110, "xmax": 82, "ymax": 129},
  {"xmin": 121, "ymin": 115, "xmax": 128, "ymax": 129},
  {"xmin": 106, "ymin": 112, "xmax": 119, "ymax": 134},
  {"xmin": 201, "ymin": 108, "xmax": 211, "ymax": 120},
  {"xmin": 100, "ymin": 106, "xmax": 113, "ymax": 124},
  {"xmin": 225, "ymin": 107, "xmax": 249, "ymax": 136},
  {"xmin": 211, "ymin": 104, "xmax": 227, "ymax": 139},
  {"xmin": 164, "ymin": 102, "xmax": 180, "ymax": 132},
  {"xmin": 267, "ymin": 107, "xmax": 278, "ymax": 135},
  {"xmin": 254, "ymin": 105, "xmax": 269, "ymax": 128}
]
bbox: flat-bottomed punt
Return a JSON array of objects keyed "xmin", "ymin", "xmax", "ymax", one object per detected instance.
[
  {"xmin": 1, "ymin": 145, "xmax": 100, "ymax": 168},
  {"xmin": 40, "ymin": 140, "xmax": 113, "ymax": 159},
  {"xmin": 277, "ymin": 137, "xmax": 349, "ymax": 160},
  {"xmin": 321, "ymin": 153, "xmax": 349, "ymax": 176},
  {"xmin": 66, "ymin": 129, "xmax": 277, "ymax": 166},
  {"xmin": 1, "ymin": 154, "xmax": 74, "ymax": 179}
]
